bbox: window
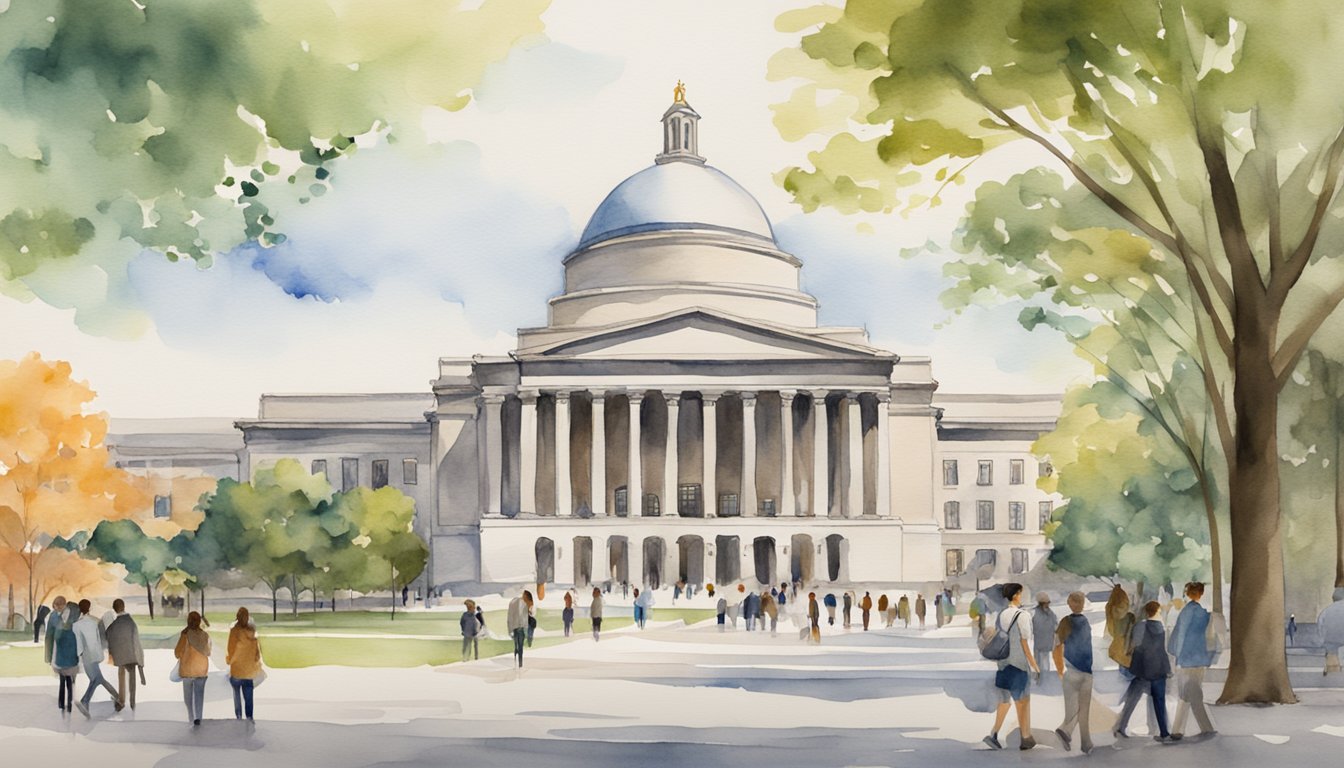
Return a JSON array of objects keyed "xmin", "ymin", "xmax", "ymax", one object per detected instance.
[
  {"xmin": 976, "ymin": 500, "xmax": 994, "ymax": 530},
  {"xmin": 1039, "ymin": 460, "xmax": 1054, "ymax": 479},
  {"xmin": 944, "ymin": 501, "xmax": 961, "ymax": 530},
  {"xmin": 977, "ymin": 460, "xmax": 993, "ymax": 486},
  {"xmin": 341, "ymin": 458, "xmax": 359, "ymax": 492},
  {"xmin": 678, "ymin": 484, "xmax": 701, "ymax": 517},
  {"xmin": 642, "ymin": 493, "xmax": 659, "ymax": 517},
  {"xmin": 614, "ymin": 487, "xmax": 628, "ymax": 517},
  {"xmin": 945, "ymin": 549, "xmax": 964, "ymax": 576},
  {"xmin": 1009, "ymin": 502, "xmax": 1026, "ymax": 530},
  {"xmin": 760, "ymin": 499, "xmax": 777, "ymax": 517},
  {"xmin": 684, "ymin": 122, "xmax": 691, "ymax": 149},
  {"xmin": 1039, "ymin": 501, "xmax": 1053, "ymax": 530},
  {"xmin": 153, "ymin": 495, "xmax": 172, "ymax": 519},
  {"xmin": 403, "ymin": 459, "xmax": 418, "ymax": 485},
  {"xmin": 975, "ymin": 549, "xmax": 998, "ymax": 570},
  {"xmin": 311, "ymin": 459, "xmax": 327, "ymax": 478},
  {"xmin": 1010, "ymin": 459, "xmax": 1025, "ymax": 485},
  {"xmin": 719, "ymin": 493, "xmax": 739, "ymax": 517},
  {"xmin": 1010, "ymin": 548, "xmax": 1029, "ymax": 574},
  {"xmin": 942, "ymin": 459, "xmax": 959, "ymax": 486},
  {"xmin": 372, "ymin": 460, "xmax": 389, "ymax": 490}
]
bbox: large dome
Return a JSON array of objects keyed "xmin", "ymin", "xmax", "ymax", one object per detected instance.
[{"xmin": 578, "ymin": 161, "xmax": 775, "ymax": 249}]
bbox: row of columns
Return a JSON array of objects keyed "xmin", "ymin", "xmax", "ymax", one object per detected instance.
[{"xmin": 482, "ymin": 389, "xmax": 892, "ymax": 519}]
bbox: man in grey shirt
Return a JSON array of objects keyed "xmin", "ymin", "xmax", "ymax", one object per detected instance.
[
  {"xmin": 985, "ymin": 583, "xmax": 1040, "ymax": 751},
  {"xmin": 105, "ymin": 599, "xmax": 145, "ymax": 710}
]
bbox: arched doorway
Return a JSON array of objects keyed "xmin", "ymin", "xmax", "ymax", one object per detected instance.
[
  {"xmin": 608, "ymin": 535, "xmax": 629, "ymax": 586},
  {"xmin": 715, "ymin": 534, "xmax": 740, "ymax": 586},
  {"xmin": 677, "ymin": 534, "xmax": 705, "ymax": 586},
  {"xmin": 825, "ymin": 534, "xmax": 847, "ymax": 582},
  {"xmin": 572, "ymin": 536, "xmax": 593, "ymax": 586},
  {"xmin": 642, "ymin": 536, "xmax": 665, "ymax": 589},
  {"xmin": 753, "ymin": 536, "xmax": 776, "ymax": 586},
  {"xmin": 791, "ymin": 533, "xmax": 814, "ymax": 584},
  {"xmin": 535, "ymin": 537, "xmax": 555, "ymax": 584}
]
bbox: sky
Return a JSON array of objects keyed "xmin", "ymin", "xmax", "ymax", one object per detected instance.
[{"xmin": 0, "ymin": 0, "xmax": 1091, "ymax": 417}]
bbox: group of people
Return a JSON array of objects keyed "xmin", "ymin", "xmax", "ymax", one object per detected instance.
[
  {"xmin": 984, "ymin": 581, "xmax": 1220, "ymax": 753},
  {"xmin": 40, "ymin": 596, "xmax": 265, "ymax": 726}
]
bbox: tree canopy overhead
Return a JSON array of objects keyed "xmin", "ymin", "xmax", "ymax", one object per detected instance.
[
  {"xmin": 773, "ymin": 0, "xmax": 1344, "ymax": 703},
  {"xmin": 0, "ymin": 0, "xmax": 548, "ymax": 329}
]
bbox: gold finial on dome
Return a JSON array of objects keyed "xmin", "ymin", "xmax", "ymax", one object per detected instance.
[{"xmin": 673, "ymin": 80, "xmax": 687, "ymax": 104}]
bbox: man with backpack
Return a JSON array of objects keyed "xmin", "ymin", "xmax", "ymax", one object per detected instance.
[
  {"xmin": 1052, "ymin": 591, "xmax": 1094, "ymax": 753},
  {"xmin": 982, "ymin": 583, "xmax": 1040, "ymax": 750}
]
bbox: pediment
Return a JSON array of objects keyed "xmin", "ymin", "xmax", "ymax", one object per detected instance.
[{"xmin": 518, "ymin": 310, "xmax": 891, "ymax": 361}]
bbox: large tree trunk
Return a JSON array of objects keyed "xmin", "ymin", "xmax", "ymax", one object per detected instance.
[
  {"xmin": 1220, "ymin": 333, "xmax": 1297, "ymax": 704},
  {"xmin": 1200, "ymin": 476, "xmax": 1225, "ymax": 615},
  {"xmin": 1335, "ymin": 428, "xmax": 1344, "ymax": 597},
  {"xmin": 146, "ymin": 583, "xmax": 155, "ymax": 621}
]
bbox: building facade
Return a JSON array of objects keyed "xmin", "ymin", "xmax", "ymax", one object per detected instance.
[{"xmin": 109, "ymin": 97, "xmax": 1062, "ymax": 593}]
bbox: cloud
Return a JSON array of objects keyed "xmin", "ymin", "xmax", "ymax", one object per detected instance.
[{"xmin": 472, "ymin": 41, "xmax": 624, "ymax": 113}]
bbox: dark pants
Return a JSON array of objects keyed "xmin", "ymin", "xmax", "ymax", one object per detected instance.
[
  {"xmin": 512, "ymin": 628, "xmax": 526, "ymax": 667},
  {"xmin": 57, "ymin": 674, "xmax": 74, "ymax": 710},
  {"xmin": 81, "ymin": 660, "xmax": 118, "ymax": 707},
  {"xmin": 230, "ymin": 676, "xmax": 255, "ymax": 719},
  {"xmin": 461, "ymin": 636, "xmax": 478, "ymax": 661},
  {"xmin": 862, "ymin": 609, "xmax": 870, "ymax": 630},
  {"xmin": 117, "ymin": 664, "xmax": 138, "ymax": 709},
  {"xmin": 592, "ymin": 617, "xmax": 602, "ymax": 640},
  {"xmin": 1118, "ymin": 677, "xmax": 1169, "ymax": 737}
]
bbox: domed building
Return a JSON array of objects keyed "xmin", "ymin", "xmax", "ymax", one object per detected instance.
[{"xmin": 215, "ymin": 92, "xmax": 1060, "ymax": 594}]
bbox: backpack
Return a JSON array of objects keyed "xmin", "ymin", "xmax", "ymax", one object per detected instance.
[{"xmin": 979, "ymin": 609, "xmax": 1021, "ymax": 661}]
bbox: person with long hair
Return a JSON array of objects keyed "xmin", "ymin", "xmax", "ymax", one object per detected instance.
[
  {"xmin": 43, "ymin": 597, "xmax": 78, "ymax": 713},
  {"xmin": 174, "ymin": 611, "xmax": 212, "ymax": 726},
  {"xmin": 226, "ymin": 607, "xmax": 262, "ymax": 722}
]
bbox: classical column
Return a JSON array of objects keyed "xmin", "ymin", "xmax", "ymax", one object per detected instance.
[
  {"xmin": 875, "ymin": 392, "xmax": 892, "ymax": 517},
  {"xmin": 663, "ymin": 393, "xmax": 680, "ymax": 516},
  {"xmin": 519, "ymin": 390, "xmax": 538, "ymax": 515},
  {"xmin": 591, "ymin": 392, "xmax": 606, "ymax": 517},
  {"xmin": 741, "ymin": 392, "xmax": 758, "ymax": 517},
  {"xmin": 846, "ymin": 392, "xmax": 864, "ymax": 518},
  {"xmin": 703, "ymin": 393, "xmax": 719, "ymax": 517},
  {"xmin": 810, "ymin": 390, "xmax": 828, "ymax": 517},
  {"xmin": 484, "ymin": 394, "xmax": 504, "ymax": 516},
  {"xmin": 555, "ymin": 391, "xmax": 572, "ymax": 517},
  {"xmin": 628, "ymin": 392, "xmax": 644, "ymax": 516},
  {"xmin": 779, "ymin": 390, "xmax": 796, "ymax": 516}
]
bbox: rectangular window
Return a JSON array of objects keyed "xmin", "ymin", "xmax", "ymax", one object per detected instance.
[
  {"xmin": 1010, "ymin": 459, "xmax": 1025, "ymax": 485},
  {"xmin": 153, "ymin": 495, "xmax": 172, "ymax": 519},
  {"xmin": 1009, "ymin": 501, "xmax": 1026, "ymax": 531},
  {"xmin": 403, "ymin": 458, "xmax": 418, "ymax": 485},
  {"xmin": 614, "ymin": 487, "xmax": 629, "ymax": 517},
  {"xmin": 1039, "ymin": 460, "xmax": 1054, "ymax": 479},
  {"xmin": 1039, "ymin": 501, "xmax": 1053, "ymax": 530},
  {"xmin": 977, "ymin": 460, "xmax": 993, "ymax": 486},
  {"xmin": 642, "ymin": 493, "xmax": 659, "ymax": 517},
  {"xmin": 371, "ymin": 459, "xmax": 389, "ymax": 490},
  {"xmin": 718, "ymin": 493, "xmax": 739, "ymax": 517},
  {"xmin": 678, "ymin": 484, "xmax": 701, "ymax": 517},
  {"xmin": 944, "ymin": 501, "xmax": 961, "ymax": 530},
  {"xmin": 945, "ymin": 549, "xmax": 964, "ymax": 576},
  {"xmin": 341, "ymin": 458, "xmax": 359, "ymax": 492},
  {"xmin": 976, "ymin": 500, "xmax": 994, "ymax": 530},
  {"xmin": 975, "ymin": 548, "xmax": 998, "ymax": 571},
  {"xmin": 1010, "ymin": 548, "xmax": 1029, "ymax": 574},
  {"xmin": 760, "ymin": 499, "xmax": 777, "ymax": 517},
  {"xmin": 311, "ymin": 459, "xmax": 327, "ymax": 478},
  {"xmin": 942, "ymin": 459, "xmax": 959, "ymax": 486}
]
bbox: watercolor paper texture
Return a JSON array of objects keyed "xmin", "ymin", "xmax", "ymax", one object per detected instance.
[{"xmin": 2, "ymin": 1, "xmax": 1344, "ymax": 766}]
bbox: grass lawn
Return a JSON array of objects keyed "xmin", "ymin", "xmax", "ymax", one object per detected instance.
[
  {"xmin": 0, "ymin": 645, "xmax": 49, "ymax": 677},
  {"xmin": 259, "ymin": 635, "xmax": 565, "ymax": 668}
]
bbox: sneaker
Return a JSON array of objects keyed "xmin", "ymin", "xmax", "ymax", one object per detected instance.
[
  {"xmin": 1020, "ymin": 736, "xmax": 1037, "ymax": 751},
  {"xmin": 114, "ymin": 701, "xmax": 124, "ymax": 712},
  {"xmin": 983, "ymin": 734, "xmax": 1004, "ymax": 750},
  {"xmin": 1112, "ymin": 727, "xmax": 1128, "ymax": 739},
  {"xmin": 75, "ymin": 701, "xmax": 89, "ymax": 718},
  {"xmin": 1155, "ymin": 734, "xmax": 1173, "ymax": 743},
  {"xmin": 1169, "ymin": 733, "xmax": 1184, "ymax": 741},
  {"xmin": 193, "ymin": 719, "xmax": 201, "ymax": 727},
  {"xmin": 1055, "ymin": 728, "xmax": 1072, "ymax": 751}
]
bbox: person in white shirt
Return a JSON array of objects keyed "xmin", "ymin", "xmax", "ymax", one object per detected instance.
[{"xmin": 72, "ymin": 599, "xmax": 119, "ymax": 717}]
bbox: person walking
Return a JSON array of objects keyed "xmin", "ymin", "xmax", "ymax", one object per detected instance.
[
  {"xmin": 507, "ymin": 591, "xmax": 534, "ymax": 667},
  {"xmin": 762, "ymin": 590, "xmax": 779, "ymax": 635},
  {"xmin": 73, "ymin": 599, "xmax": 118, "ymax": 718},
  {"xmin": 1287, "ymin": 614, "xmax": 1297, "ymax": 648},
  {"xmin": 105, "ymin": 599, "xmax": 144, "ymax": 711},
  {"xmin": 174, "ymin": 611, "xmax": 212, "ymax": 726},
  {"xmin": 716, "ymin": 595, "xmax": 727, "ymax": 631},
  {"xmin": 562, "ymin": 592, "xmax": 575, "ymax": 637},
  {"xmin": 33, "ymin": 602, "xmax": 52, "ymax": 646},
  {"xmin": 878, "ymin": 594, "xmax": 890, "ymax": 628},
  {"xmin": 460, "ymin": 600, "xmax": 481, "ymax": 661},
  {"xmin": 915, "ymin": 593, "xmax": 927, "ymax": 629},
  {"xmin": 637, "ymin": 587, "xmax": 655, "ymax": 628},
  {"xmin": 44, "ymin": 598, "xmax": 79, "ymax": 713},
  {"xmin": 898, "ymin": 595, "xmax": 911, "ymax": 628},
  {"xmin": 860, "ymin": 591, "xmax": 873, "ymax": 631},
  {"xmin": 984, "ymin": 583, "xmax": 1040, "ymax": 751},
  {"xmin": 632, "ymin": 587, "xmax": 644, "ymax": 629},
  {"xmin": 1052, "ymin": 591, "xmax": 1094, "ymax": 753},
  {"xmin": 226, "ymin": 607, "xmax": 262, "ymax": 722},
  {"xmin": 1114, "ymin": 601, "xmax": 1173, "ymax": 741},
  {"xmin": 590, "ymin": 587, "xmax": 604, "ymax": 641},
  {"xmin": 823, "ymin": 593, "xmax": 837, "ymax": 626},
  {"xmin": 1032, "ymin": 593, "xmax": 1058, "ymax": 683},
  {"xmin": 842, "ymin": 591, "xmax": 854, "ymax": 629},
  {"xmin": 743, "ymin": 588, "xmax": 760, "ymax": 632},
  {"xmin": 1168, "ymin": 582, "xmax": 1217, "ymax": 740},
  {"xmin": 808, "ymin": 592, "xmax": 822, "ymax": 644},
  {"xmin": 526, "ymin": 594, "xmax": 538, "ymax": 648}
]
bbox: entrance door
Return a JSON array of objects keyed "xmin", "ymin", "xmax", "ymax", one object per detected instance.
[
  {"xmin": 572, "ymin": 536, "xmax": 593, "ymax": 586},
  {"xmin": 535, "ymin": 538, "xmax": 555, "ymax": 584},
  {"xmin": 790, "ymin": 534, "xmax": 814, "ymax": 584},
  {"xmin": 753, "ymin": 536, "xmax": 776, "ymax": 586},
  {"xmin": 608, "ymin": 536, "xmax": 629, "ymax": 586},
  {"xmin": 677, "ymin": 535, "xmax": 705, "ymax": 586},
  {"xmin": 642, "ymin": 536, "xmax": 665, "ymax": 589},
  {"xmin": 715, "ymin": 534, "xmax": 740, "ymax": 586}
]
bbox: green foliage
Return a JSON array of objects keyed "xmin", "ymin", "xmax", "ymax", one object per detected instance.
[
  {"xmin": 82, "ymin": 519, "xmax": 177, "ymax": 588},
  {"xmin": 0, "ymin": 0, "xmax": 548, "ymax": 316}
]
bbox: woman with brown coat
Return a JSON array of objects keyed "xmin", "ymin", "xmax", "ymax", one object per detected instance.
[
  {"xmin": 227, "ymin": 607, "xmax": 263, "ymax": 722},
  {"xmin": 174, "ymin": 611, "xmax": 212, "ymax": 726}
]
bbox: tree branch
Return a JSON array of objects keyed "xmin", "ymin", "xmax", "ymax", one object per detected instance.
[
  {"xmin": 1269, "ymin": 122, "xmax": 1344, "ymax": 307},
  {"xmin": 1273, "ymin": 279, "xmax": 1344, "ymax": 388},
  {"xmin": 1197, "ymin": 124, "xmax": 1267, "ymax": 297}
]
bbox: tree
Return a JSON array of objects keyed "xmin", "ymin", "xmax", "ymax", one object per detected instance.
[
  {"xmin": 1281, "ymin": 349, "xmax": 1344, "ymax": 610},
  {"xmin": 773, "ymin": 0, "xmax": 1344, "ymax": 704},
  {"xmin": 0, "ymin": 354, "xmax": 151, "ymax": 621},
  {"xmin": 82, "ymin": 520, "xmax": 178, "ymax": 620},
  {"xmin": 331, "ymin": 486, "xmax": 427, "ymax": 620},
  {"xmin": 0, "ymin": 0, "xmax": 548, "ymax": 324}
]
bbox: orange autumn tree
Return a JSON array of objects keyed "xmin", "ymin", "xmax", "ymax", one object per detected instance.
[{"xmin": 0, "ymin": 354, "xmax": 150, "ymax": 623}]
